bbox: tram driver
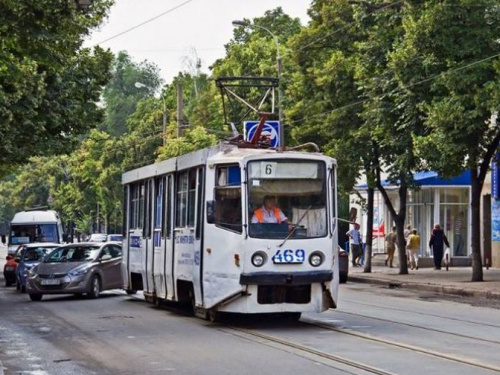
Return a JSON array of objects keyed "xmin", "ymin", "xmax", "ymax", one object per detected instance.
[{"xmin": 251, "ymin": 195, "xmax": 288, "ymax": 224}]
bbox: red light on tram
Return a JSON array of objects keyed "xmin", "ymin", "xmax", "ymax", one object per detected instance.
[{"xmin": 234, "ymin": 254, "xmax": 240, "ymax": 267}]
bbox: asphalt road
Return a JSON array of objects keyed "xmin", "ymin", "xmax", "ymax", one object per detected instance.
[{"xmin": 1, "ymin": 244, "xmax": 500, "ymax": 375}]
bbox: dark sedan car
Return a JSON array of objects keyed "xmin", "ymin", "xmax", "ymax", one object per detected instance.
[
  {"xmin": 26, "ymin": 242, "xmax": 122, "ymax": 301},
  {"xmin": 15, "ymin": 243, "xmax": 59, "ymax": 292}
]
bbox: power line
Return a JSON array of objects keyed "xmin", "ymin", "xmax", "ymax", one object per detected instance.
[
  {"xmin": 95, "ymin": 0, "xmax": 197, "ymax": 45},
  {"xmin": 288, "ymin": 51, "xmax": 500, "ymax": 126}
]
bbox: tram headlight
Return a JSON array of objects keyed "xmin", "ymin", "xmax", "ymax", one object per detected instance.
[
  {"xmin": 309, "ymin": 251, "xmax": 324, "ymax": 267},
  {"xmin": 251, "ymin": 251, "xmax": 267, "ymax": 267}
]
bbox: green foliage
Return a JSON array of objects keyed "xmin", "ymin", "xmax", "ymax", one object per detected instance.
[
  {"xmin": 0, "ymin": 0, "xmax": 114, "ymax": 177},
  {"xmin": 157, "ymin": 127, "xmax": 218, "ymax": 161},
  {"xmin": 102, "ymin": 51, "xmax": 163, "ymax": 136}
]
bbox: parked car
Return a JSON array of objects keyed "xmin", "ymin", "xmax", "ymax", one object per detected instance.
[
  {"xmin": 3, "ymin": 254, "xmax": 18, "ymax": 286},
  {"xmin": 15, "ymin": 243, "xmax": 59, "ymax": 292},
  {"xmin": 107, "ymin": 234, "xmax": 123, "ymax": 242},
  {"xmin": 26, "ymin": 242, "xmax": 123, "ymax": 301},
  {"xmin": 88, "ymin": 233, "xmax": 107, "ymax": 242},
  {"xmin": 338, "ymin": 246, "xmax": 349, "ymax": 283}
]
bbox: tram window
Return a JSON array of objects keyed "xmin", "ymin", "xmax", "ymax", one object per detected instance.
[
  {"xmin": 215, "ymin": 164, "xmax": 242, "ymax": 233},
  {"xmin": 165, "ymin": 175, "xmax": 172, "ymax": 237},
  {"xmin": 123, "ymin": 186, "xmax": 128, "ymax": 233},
  {"xmin": 129, "ymin": 182, "xmax": 145, "ymax": 230},
  {"xmin": 247, "ymin": 160, "xmax": 327, "ymax": 239},
  {"xmin": 144, "ymin": 179, "xmax": 153, "ymax": 238},
  {"xmin": 176, "ymin": 172, "xmax": 188, "ymax": 227},
  {"xmin": 154, "ymin": 178, "xmax": 163, "ymax": 230},
  {"xmin": 187, "ymin": 169, "xmax": 197, "ymax": 227},
  {"xmin": 196, "ymin": 168, "xmax": 204, "ymax": 239}
]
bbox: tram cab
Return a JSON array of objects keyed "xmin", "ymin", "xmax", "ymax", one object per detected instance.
[{"xmin": 122, "ymin": 142, "xmax": 339, "ymax": 319}]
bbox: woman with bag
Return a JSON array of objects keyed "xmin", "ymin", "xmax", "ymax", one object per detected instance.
[{"xmin": 429, "ymin": 224, "xmax": 450, "ymax": 270}]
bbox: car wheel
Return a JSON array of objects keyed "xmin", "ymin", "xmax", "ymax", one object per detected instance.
[
  {"xmin": 207, "ymin": 308, "xmax": 218, "ymax": 323},
  {"xmin": 339, "ymin": 274, "xmax": 348, "ymax": 284},
  {"xmin": 88, "ymin": 275, "xmax": 101, "ymax": 299},
  {"xmin": 29, "ymin": 293, "xmax": 43, "ymax": 301},
  {"xmin": 5, "ymin": 279, "xmax": 12, "ymax": 287},
  {"xmin": 20, "ymin": 285, "xmax": 26, "ymax": 293}
]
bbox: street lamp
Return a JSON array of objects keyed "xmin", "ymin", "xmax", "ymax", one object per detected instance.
[
  {"xmin": 232, "ymin": 20, "xmax": 284, "ymax": 148},
  {"xmin": 135, "ymin": 82, "xmax": 167, "ymax": 146}
]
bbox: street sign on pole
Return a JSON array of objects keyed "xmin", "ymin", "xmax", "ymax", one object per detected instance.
[{"xmin": 244, "ymin": 121, "xmax": 280, "ymax": 147}]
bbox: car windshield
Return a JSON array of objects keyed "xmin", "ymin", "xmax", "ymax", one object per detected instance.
[
  {"xmin": 46, "ymin": 246, "xmax": 101, "ymax": 263},
  {"xmin": 23, "ymin": 247, "xmax": 57, "ymax": 261}
]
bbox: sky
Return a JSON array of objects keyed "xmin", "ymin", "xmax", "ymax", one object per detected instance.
[{"xmin": 86, "ymin": 0, "xmax": 312, "ymax": 84}]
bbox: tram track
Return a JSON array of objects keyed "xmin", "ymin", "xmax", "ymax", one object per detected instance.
[
  {"xmin": 333, "ymin": 310, "xmax": 500, "ymax": 345},
  {"xmin": 300, "ymin": 317, "xmax": 500, "ymax": 373},
  {"xmin": 344, "ymin": 299, "xmax": 500, "ymax": 329},
  {"xmin": 220, "ymin": 324, "xmax": 398, "ymax": 375},
  {"xmin": 130, "ymin": 293, "xmax": 500, "ymax": 373}
]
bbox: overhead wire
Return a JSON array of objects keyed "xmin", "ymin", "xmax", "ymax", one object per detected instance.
[{"xmin": 94, "ymin": 0, "xmax": 197, "ymax": 45}]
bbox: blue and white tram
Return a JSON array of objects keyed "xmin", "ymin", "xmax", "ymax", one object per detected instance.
[{"xmin": 122, "ymin": 142, "xmax": 339, "ymax": 320}]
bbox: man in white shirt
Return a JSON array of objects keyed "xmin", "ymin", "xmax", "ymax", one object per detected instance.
[{"xmin": 346, "ymin": 223, "xmax": 362, "ymax": 267}]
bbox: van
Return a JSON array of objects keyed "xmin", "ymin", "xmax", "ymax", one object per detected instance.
[{"xmin": 7, "ymin": 210, "xmax": 65, "ymax": 254}]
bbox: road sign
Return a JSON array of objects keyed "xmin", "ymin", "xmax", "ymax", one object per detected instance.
[{"xmin": 244, "ymin": 121, "xmax": 280, "ymax": 147}]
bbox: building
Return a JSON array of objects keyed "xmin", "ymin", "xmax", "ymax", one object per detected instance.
[{"xmin": 353, "ymin": 171, "xmax": 472, "ymax": 265}]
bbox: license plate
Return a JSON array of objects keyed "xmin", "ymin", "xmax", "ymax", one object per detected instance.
[
  {"xmin": 272, "ymin": 249, "xmax": 306, "ymax": 264},
  {"xmin": 5, "ymin": 266, "xmax": 14, "ymax": 271},
  {"xmin": 41, "ymin": 279, "xmax": 60, "ymax": 285}
]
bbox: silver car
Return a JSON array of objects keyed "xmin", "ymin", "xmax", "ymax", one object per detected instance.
[{"xmin": 26, "ymin": 242, "xmax": 122, "ymax": 301}]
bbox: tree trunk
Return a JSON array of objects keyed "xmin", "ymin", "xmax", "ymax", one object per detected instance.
[
  {"xmin": 470, "ymin": 169, "xmax": 483, "ymax": 282},
  {"xmin": 364, "ymin": 187, "xmax": 374, "ymax": 273},
  {"xmin": 377, "ymin": 180, "xmax": 409, "ymax": 275}
]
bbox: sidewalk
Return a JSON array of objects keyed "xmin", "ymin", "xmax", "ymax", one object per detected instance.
[{"xmin": 348, "ymin": 264, "xmax": 500, "ymax": 300}]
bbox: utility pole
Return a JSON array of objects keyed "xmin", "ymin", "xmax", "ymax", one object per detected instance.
[{"xmin": 177, "ymin": 83, "xmax": 184, "ymax": 137}]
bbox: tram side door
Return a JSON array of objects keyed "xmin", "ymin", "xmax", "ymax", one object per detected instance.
[
  {"xmin": 172, "ymin": 168, "xmax": 203, "ymax": 303},
  {"xmin": 164, "ymin": 175, "xmax": 175, "ymax": 300},
  {"xmin": 144, "ymin": 178, "xmax": 155, "ymax": 294},
  {"xmin": 152, "ymin": 177, "xmax": 166, "ymax": 299}
]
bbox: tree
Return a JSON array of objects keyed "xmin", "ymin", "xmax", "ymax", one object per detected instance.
[
  {"xmin": 0, "ymin": 0, "xmax": 114, "ymax": 178},
  {"xmin": 102, "ymin": 51, "xmax": 163, "ymax": 137},
  {"xmin": 391, "ymin": 0, "xmax": 500, "ymax": 281}
]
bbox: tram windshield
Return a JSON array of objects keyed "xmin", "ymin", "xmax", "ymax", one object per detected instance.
[{"xmin": 247, "ymin": 160, "xmax": 327, "ymax": 239}]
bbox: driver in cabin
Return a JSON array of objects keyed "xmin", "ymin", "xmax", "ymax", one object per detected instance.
[{"xmin": 251, "ymin": 195, "xmax": 288, "ymax": 224}]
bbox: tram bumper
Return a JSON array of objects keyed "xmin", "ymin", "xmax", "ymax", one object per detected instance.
[
  {"xmin": 239, "ymin": 270, "xmax": 333, "ymax": 285},
  {"xmin": 213, "ymin": 270, "xmax": 336, "ymax": 314}
]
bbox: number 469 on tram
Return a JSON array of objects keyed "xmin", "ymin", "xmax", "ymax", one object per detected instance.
[{"xmin": 121, "ymin": 142, "xmax": 339, "ymax": 321}]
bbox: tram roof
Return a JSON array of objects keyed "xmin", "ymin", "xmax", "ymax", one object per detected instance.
[{"xmin": 122, "ymin": 142, "xmax": 334, "ymax": 184}]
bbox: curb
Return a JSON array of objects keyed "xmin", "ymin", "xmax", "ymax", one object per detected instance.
[{"xmin": 348, "ymin": 275, "xmax": 500, "ymax": 300}]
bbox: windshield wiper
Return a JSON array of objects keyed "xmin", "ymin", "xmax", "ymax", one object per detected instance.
[{"xmin": 278, "ymin": 205, "xmax": 312, "ymax": 248}]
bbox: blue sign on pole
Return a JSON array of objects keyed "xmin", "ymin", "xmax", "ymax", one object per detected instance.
[
  {"xmin": 244, "ymin": 121, "xmax": 280, "ymax": 148},
  {"xmin": 492, "ymin": 153, "xmax": 500, "ymax": 199}
]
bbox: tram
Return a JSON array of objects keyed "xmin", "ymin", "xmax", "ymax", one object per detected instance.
[{"xmin": 122, "ymin": 141, "xmax": 339, "ymax": 320}]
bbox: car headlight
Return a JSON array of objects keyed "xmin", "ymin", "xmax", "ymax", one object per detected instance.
[
  {"xmin": 309, "ymin": 251, "xmax": 324, "ymax": 267},
  {"xmin": 69, "ymin": 268, "xmax": 90, "ymax": 277},
  {"xmin": 23, "ymin": 267, "xmax": 33, "ymax": 277},
  {"xmin": 251, "ymin": 251, "xmax": 267, "ymax": 267},
  {"xmin": 28, "ymin": 268, "xmax": 38, "ymax": 278}
]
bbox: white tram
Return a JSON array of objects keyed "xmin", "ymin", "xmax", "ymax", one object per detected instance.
[{"xmin": 122, "ymin": 142, "xmax": 339, "ymax": 320}]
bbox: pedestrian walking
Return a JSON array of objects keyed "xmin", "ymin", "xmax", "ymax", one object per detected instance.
[
  {"xmin": 404, "ymin": 224, "xmax": 412, "ymax": 267},
  {"xmin": 429, "ymin": 223, "xmax": 450, "ymax": 270},
  {"xmin": 385, "ymin": 226, "xmax": 397, "ymax": 268},
  {"xmin": 407, "ymin": 229, "xmax": 420, "ymax": 270},
  {"xmin": 346, "ymin": 223, "xmax": 362, "ymax": 267}
]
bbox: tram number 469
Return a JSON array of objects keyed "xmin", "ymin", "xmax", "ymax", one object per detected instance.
[{"xmin": 272, "ymin": 249, "xmax": 305, "ymax": 264}]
